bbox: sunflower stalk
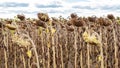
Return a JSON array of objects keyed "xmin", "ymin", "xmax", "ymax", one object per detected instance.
[
  {"xmin": 3, "ymin": 31, "xmax": 8, "ymax": 68},
  {"xmin": 113, "ymin": 24, "xmax": 118, "ymax": 68},
  {"xmin": 41, "ymin": 31, "xmax": 45, "ymax": 68},
  {"xmin": 22, "ymin": 34, "xmax": 40, "ymax": 68},
  {"xmin": 74, "ymin": 27, "xmax": 78, "ymax": 68},
  {"xmin": 99, "ymin": 27, "xmax": 104, "ymax": 68}
]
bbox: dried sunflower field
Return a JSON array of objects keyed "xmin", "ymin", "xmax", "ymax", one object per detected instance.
[{"xmin": 0, "ymin": 13, "xmax": 120, "ymax": 68}]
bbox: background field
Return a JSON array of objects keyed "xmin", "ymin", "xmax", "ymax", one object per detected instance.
[{"xmin": 0, "ymin": 14, "xmax": 120, "ymax": 68}]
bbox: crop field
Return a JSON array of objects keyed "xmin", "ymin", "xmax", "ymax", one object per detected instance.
[{"xmin": 0, "ymin": 13, "xmax": 120, "ymax": 68}]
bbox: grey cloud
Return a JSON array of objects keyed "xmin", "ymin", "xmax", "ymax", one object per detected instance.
[
  {"xmin": 0, "ymin": 2, "xmax": 29, "ymax": 7},
  {"xmin": 100, "ymin": 5, "xmax": 120, "ymax": 10},
  {"xmin": 72, "ymin": 5, "xmax": 96, "ymax": 10},
  {"xmin": 36, "ymin": 4, "xmax": 62, "ymax": 8},
  {"xmin": 72, "ymin": 4, "xmax": 120, "ymax": 12},
  {"xmin": 36, "ymin": 1, "xmax": 63, "ymax": 8}
]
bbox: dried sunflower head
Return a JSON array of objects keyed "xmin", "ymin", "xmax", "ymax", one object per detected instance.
[
  {"xmin": 36, "ymin": 20, "xmax": 47, "ymax": 28},
  {"xmin": 88, "ymin": 35, "xmax": 100, "ymax": 45},
  {"xmin": 82, "ymin": 31, "xmax": 100, "ymax": 45},
  {"xmin": 11, "ymin": 34, "xmax": 19, "ymax": 42},
  {"xmin": 5, "ymin": 24, "xmax": 16, "ymax": 30},
  {"xmin": 16, "ymin": 39, "xmax": 30, "ymax": 48},
  {"xmin": 88, "ymin": 16, "xmax": 96, "ymax": 22},
  {"xmin": 103, "ymin": 18, "xmax": 112, "ymax": 26},
  {"xmin": 17, "ymin": 14, "xmax": 25, "ymax": 21},
  {"xmin": 70, "ymin": 13, "xmax": 77, "ymax": 18},
  {"xmin": 66, "ymin": 25, "xmax": 74, "ymax": 32},
  {"xmin": 82, "ymin": 31, "xmax": 89, "ymax": 38},
  {"xmin": 107, "ymin": 14, "xmax": 115, "ymax": 20},
  {"xmin": 51, "ymin": 28, "xmax": 56, "ymax": 35},
  {"xmin": 12, "ymin": 34, "xmax": 31, "ymax": 47},
  {"xmin": 6, "ymin": 19, "xmax": 12, "ymax": 24},
  {"xmin": 74, "ymin": 19, "xmax": 85, "ymax": 27},
  {"xmin": 82, "ymin": 31, "xmax": 89, "ymax": 42},
  {"xmin": 37, "ymin": 13, "xmax": 49, "ymax": 22},
  {"xmin": 67, "ymin": 21, "xmax": 72, "ymax": 26}
]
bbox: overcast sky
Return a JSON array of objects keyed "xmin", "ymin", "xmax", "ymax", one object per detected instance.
[{"xmin": 0, "ymin": 0, "xmax": 120, "ymax": 18}]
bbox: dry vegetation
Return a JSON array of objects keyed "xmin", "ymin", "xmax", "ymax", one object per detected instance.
[{"xmin": 0, "ymin": 13, "xmax": 120, "ymax": 68}]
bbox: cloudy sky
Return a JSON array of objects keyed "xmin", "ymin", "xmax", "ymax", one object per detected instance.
[{"xmin": 0, "ymin": 0, "xmax": 120, "ymax": 18}]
